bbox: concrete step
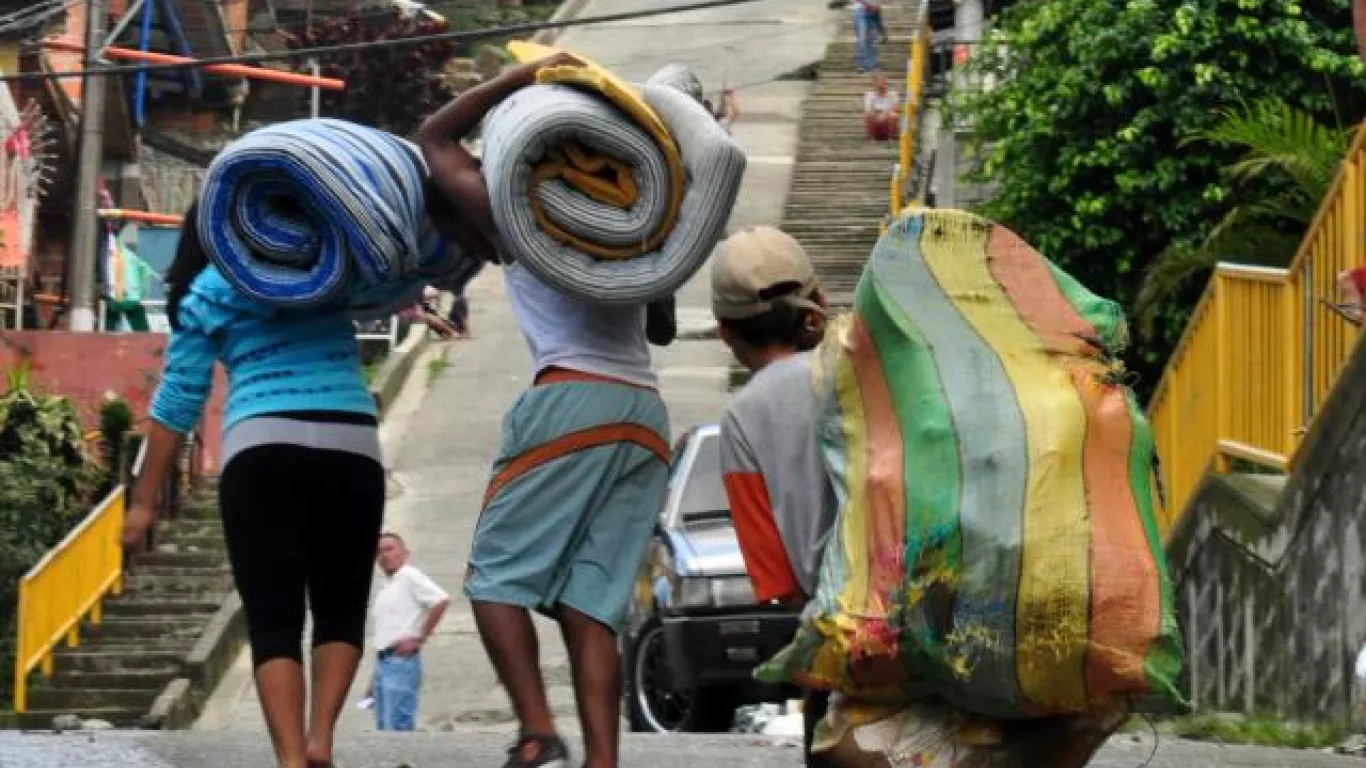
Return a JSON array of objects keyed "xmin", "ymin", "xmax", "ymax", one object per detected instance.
[
  {"xmin": 54, "ymin": 649, "xmax": 186, "ymax": 674},
  {"xmin": 102, "ymin": 598, "xmax": 222, "ymax": 618},
  {"xmin": 156, "ymin": 518, "xmax": 223, "ymax": 538},
  {"xmin": 179, "ymin": 500, "xmax": 219, "ymax": 520},
  {"xmin": 68, "ymin": 636, "xmax": 197, "ymax": 654},
  {"xmin": 49, "ymin": 668, "xmax": 179, "ymax": 692},
  {"xmin": 159, "ymin": 533, "xmax": 227, "ymax": 552},
  {"xmin": 86, "ymin": 616, "xmax": 208, "ymax": 642},
  {"xmin": 784, "ymin": 207, "xmax": 891, "ymax": 218},
  {"xmin": 13, "ymin": 706, "xmax": 148, "ymax": 730},
  {"xmin": 25, "ymin": 686, "xmax": 160, "ymax": 713},
  {"xmin": 120, "ymin": 572, "xmax": 235, "ymax": 598},
  {"xmin": 132, "ymin": 550, "xmax": 228, "ymax": 569}
]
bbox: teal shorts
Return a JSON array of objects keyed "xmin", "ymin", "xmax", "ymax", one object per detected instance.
[{"xmin": 464, "ymin": 380, "xmax": 670, "ymax": 633}]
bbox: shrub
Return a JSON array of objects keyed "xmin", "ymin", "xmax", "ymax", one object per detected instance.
[{"xmin": 0, "ymin": 375, "xmax": 100, "ymax": 709}]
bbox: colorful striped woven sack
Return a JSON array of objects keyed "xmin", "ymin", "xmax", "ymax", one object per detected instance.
[{"xmin": 755, "ymin": 209, "xmax": 1184, "ymax": 718}]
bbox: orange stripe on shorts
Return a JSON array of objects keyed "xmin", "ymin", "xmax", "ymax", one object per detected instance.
[{"xmin": 482, "ymin": 422, "xmax": 671, "ymax": 508}]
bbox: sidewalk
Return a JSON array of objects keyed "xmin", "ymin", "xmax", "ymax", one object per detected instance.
[
  {"xmin": 192, "ymin": 0, "xmax": 838, "ymax": 736},
  {"xmin": 6, "ymin": 729, "xmax": 1364, "ymax": 768}
]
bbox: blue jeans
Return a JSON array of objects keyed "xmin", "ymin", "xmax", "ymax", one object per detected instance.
[
  {"xmin": 374, "ymin": 652, "xmax": 422, "ymax": 731},
  {"xmin": 854, "ymin": 7, "xmax": 879, "ymax": 72}
]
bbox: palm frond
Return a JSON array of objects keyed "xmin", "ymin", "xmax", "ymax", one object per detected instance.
[{"xmin": 1189, "ymin": 99, "xmax": 1352, "ymax": 203}]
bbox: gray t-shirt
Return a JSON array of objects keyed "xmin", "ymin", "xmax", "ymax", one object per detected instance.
[{"xmin": 719, "ymin": 352, "xmax": 837, "ymax": 602}]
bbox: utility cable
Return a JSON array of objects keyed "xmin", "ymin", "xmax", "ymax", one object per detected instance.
[{"xmin": 0, "ymin": 0, "xmax": 766, "ymax": 84}]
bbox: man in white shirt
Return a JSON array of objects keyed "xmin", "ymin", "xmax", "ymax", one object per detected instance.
[{"xmin": 370, "ymin": 532, "xmax": 450, "ymax": 731}]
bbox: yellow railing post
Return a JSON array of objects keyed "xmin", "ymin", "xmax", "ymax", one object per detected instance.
[
  {"xmin": 892, "ymin": 5, "xmax": 931, "ymax": 216},
  {"xmin": 1284, "ymin": 272, "xmax": 1301, "ymax": 457},
  {"xmin": 1214, "ymin": 272, "xmax": 1230, "ymax": 473},
  {"xmin": 13, "ymin": 581, "xmax": 26, "ymax": 714}
]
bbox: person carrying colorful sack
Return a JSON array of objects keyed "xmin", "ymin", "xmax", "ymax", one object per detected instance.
[{"xmin": 710, "ymin": 222, "xmax": 1172, "ymax": 767}]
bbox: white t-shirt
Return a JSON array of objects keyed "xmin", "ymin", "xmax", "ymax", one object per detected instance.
[
  {"xmin": 372, "ymin": 564, "xmax": 449, "ymax": 651},
  {"xmin": 503, "ymin": 262, "xmax": 657, "ymax": 388},
  {"xmin": 865, "ymin": 90, "xmax": 899, "ymax": 115}
]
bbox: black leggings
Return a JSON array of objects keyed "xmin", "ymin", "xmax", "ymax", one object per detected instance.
[{"xmin": 219, "ymin": 443, "xmax": 385, "ymax": 667}]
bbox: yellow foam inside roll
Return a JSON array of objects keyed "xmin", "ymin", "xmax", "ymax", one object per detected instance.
[{"xmin": 506, "ymin": 40, "xmax": 686, "ymax": 261}]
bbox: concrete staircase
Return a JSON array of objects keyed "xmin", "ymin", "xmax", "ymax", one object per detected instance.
[
  {"xmin": 17, "ymin": 484, "xmax": 240, "ymax": 730},
  {"xmin": 781, "ymin": 3, "xmax": 922, "ymax": 307}
]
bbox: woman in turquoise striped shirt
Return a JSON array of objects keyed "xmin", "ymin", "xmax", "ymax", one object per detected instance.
[{"xmin": 125, "ymin": 187, "xmax": 490, "ymax": 768}]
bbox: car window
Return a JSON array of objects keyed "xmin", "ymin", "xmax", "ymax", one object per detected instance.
[{"xmin": 677, "ymin": 432, "xmax": 730, "ymax": 521}]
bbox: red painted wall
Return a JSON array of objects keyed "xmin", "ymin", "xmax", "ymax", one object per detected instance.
[{"xmin": 0, "ymin": 332, "xmax": 225, "ymax": 474}]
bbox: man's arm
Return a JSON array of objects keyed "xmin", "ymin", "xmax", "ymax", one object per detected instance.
[
  {"xmin": 417, "ymin": 54, "xmax": 578, "ymax": 247},
  {"xmin": 392, "ymin": 567, "xmax": 452, "ymax": 655},
  {"xmin": 719, "ymin": 410, "xmax": 804, "ymax": 605},
  {"xmin": 414, "ymin": 598, "xmax": 450, "ymax": 645}
]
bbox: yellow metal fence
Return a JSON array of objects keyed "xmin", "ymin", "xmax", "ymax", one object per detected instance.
[
  {"xmin": 890, "ymin": 4, "xmax": 931, "ymax": 215},
  {"xmin": 1148, "ymin": 123, "xmax": 1366, "ymax": 532},
  {"xmin": 13, "ymin": 486, "xmax": 125, "ymax": 712}
]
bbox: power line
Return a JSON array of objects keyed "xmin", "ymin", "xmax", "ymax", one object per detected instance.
[{"xmin": 0, "ymin": 0, "xmax": 765, "ymax": 84}]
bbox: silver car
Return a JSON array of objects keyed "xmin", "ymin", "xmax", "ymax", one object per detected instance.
[{"xmin": 620, "ymin": 423, "xmax": 801, "ymax": 733}]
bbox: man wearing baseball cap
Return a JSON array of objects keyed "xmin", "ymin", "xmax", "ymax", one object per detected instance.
[{"xmin": 712, "ymin": 226, "xmax": 838, "ymax": 768}]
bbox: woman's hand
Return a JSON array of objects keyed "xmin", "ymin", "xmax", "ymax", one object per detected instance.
[{"xmin": 122, "ymin": 500, "xmax": 157, "ymax": 555}]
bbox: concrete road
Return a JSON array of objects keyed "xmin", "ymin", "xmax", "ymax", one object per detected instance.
[
  {"xmin": 192, "ymin": 0, "xmax": 839, "ymax": 736},
  {"xmin": 2, "ymin": 731, "xmax": 1363, "ymax": 768}
]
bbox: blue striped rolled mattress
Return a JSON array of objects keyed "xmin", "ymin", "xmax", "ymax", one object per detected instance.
[{"xmin": 197, "ymin": 118, "xmax": 470, "ymax": 311}]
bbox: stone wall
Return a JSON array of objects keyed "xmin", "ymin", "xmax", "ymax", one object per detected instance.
[{"xmin": 1169, "ymin": 335, "xmax": 1366, "ymax": 722}]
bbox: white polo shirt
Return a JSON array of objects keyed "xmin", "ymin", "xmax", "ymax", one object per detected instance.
[{"xmin": 372, "ymin": 564, "xmax": 449, "ymax": 652}]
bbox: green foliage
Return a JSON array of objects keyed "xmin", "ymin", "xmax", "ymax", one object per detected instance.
[
  {"xmin": 98, "ymin": 396, "xmax": 134, "ymax": 443},
  {"xmin": 951, "ymin": 0, "xmax": 1366, "ymax": 398},
  {"xmin": 0, "ymin": 381, "xmax": 100, "ymax": 708},
  {"xmin": 1164, "ymin": 712, "xmax": 1345, "ymax": 749},
  {"xmin": 1135, "ymin": 99, "xmax": 1354, "ymax": 335},
  {"xmin": 297, "ymin": 1, "xmax": 562, "ymax": 136}
]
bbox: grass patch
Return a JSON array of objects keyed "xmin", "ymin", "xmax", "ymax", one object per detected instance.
[
  {"xmin": 1157, "ymin": 713, "xmax": 1345, "ymax": 750},
  {"xmin": 427, "ymin": 354, "xmax": 449, "ymax": 386}
]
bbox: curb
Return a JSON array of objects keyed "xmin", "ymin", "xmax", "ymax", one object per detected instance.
[
  {"xmin": 532, "ymin": 0, "xmax": 592, "ymax": 45},
  {"xmin": 370, "ymin": 322, "xmax": 433, "ymax": 418},
  {"xmin": 144, "ymin": 592, "xmax": 248, "ymax": 730}
]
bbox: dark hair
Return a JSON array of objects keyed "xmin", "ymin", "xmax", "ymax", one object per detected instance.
[
  {"xmin": 165, "ymin": 201, "xmax": 210, "ymax": 332},
  {"xmin": 720, "ymin": 291, "xmax": 825, "ymax": 352}
]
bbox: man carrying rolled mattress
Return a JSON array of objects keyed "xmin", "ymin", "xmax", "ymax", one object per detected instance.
[{"xmin": 418, "ymin": 53, "xmax": 678, "ymax": 768}]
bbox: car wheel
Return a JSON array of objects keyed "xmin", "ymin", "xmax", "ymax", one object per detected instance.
[
  {"xmin": 626, "ymin": 618, "xmax": 695, "ymax": 732},
  {"xmin": 625, "ymin": 618, "xmax": 738, "ymax": 733}
]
